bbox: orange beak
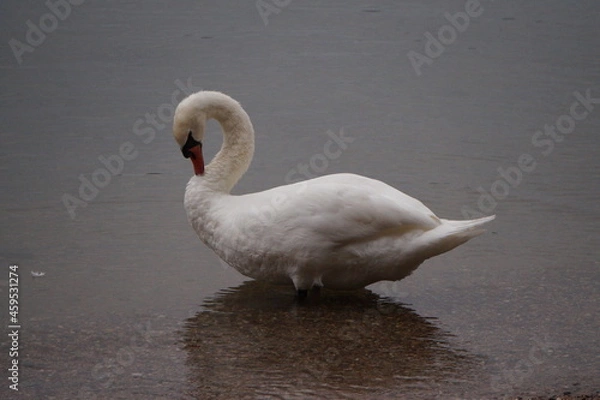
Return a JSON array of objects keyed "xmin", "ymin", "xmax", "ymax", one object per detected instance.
[{"xmin": 189, "ymin": 145, "xmax": 204, "ymax": 175}]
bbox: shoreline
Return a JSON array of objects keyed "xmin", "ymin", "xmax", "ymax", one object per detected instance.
[{"xmin": 509, "ymin": 392, "xmax": 600, "ymax": 400}]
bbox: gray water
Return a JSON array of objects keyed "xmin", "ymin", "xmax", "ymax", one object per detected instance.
[{"xmin": 1, "ymin": 1, "xmax": 599, "ymax": 399}]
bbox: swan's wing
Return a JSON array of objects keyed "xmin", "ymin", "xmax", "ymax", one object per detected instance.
[{"xmin": 240, "ymin": 174, "xmax": 441, "ymax": 246}]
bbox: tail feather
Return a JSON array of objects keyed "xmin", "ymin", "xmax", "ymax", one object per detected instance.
[
  {"xmin": 412, "ymin": 215, "xmax": 496, "ymax": 260},
  {"xmin": 440, "ymin": 214, "xmax": 496, "ymax": 240}
]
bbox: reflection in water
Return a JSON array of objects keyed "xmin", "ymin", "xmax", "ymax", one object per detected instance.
[{"xmin": 181, "ymin": 281, "xmax": 480, "ymax": 399}]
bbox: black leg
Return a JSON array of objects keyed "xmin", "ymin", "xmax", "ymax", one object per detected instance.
[
  {"xmin": 311, "ymin": 285, "xmax": 322, "ymax": 300},
  {"xmin": 297, "ymin": 289, "xmax": 308, "ymax": 299}
]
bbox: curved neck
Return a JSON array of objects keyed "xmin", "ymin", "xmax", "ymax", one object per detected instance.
[{"xmin": 201, "ymin": 95, "xmax": 255, "ymax": 193}]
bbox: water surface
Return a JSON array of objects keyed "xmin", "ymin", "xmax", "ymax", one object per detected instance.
[{"xmin": 1, "ymin": 1, "xmax": 599, "ymax": 399}]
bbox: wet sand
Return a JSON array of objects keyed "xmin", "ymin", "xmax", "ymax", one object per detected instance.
[
  {"xmin": 514, "ymin": 394, "xmax": 600, "ymax": 400},
  {"xmin": 1, "ymin": 0, "xmax": 599, "ymax": 399}
]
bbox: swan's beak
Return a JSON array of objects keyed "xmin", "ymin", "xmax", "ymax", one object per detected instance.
[
  {"xmin": 181, "ymin": 132, "xmax": 205, "ymax": 175},
  {"xmin": 189, "ymin": 145, "xmax": 204, "ymax": 175}
]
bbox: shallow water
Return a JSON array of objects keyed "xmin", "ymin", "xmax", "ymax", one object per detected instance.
[{"xmin": 1, "ymin": 1, "xmax": 599, "ymax": 399}]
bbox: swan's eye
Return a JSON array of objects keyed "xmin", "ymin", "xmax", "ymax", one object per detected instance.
[{"xmin": 181, "ymin": 131, "xmax": 202, "ymax": 158}]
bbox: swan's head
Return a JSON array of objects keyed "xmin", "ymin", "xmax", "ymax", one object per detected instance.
[{"xmin": 173, "ymin": 95, "xmax": 207, "ymax": 175}]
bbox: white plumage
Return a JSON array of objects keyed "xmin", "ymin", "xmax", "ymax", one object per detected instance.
[{"xmin": 172, "ymin": 91, "xmax": 494, "ymax": 294}]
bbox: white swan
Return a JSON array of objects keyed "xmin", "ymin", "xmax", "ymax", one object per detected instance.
[{"xmin": 172, "ymin": 91, "xmax": 495, "ymax": 296}]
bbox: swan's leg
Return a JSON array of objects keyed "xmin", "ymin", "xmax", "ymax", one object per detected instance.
[
  {"xmin": 311, "ymin": 285, "xmax": 322, "ymax": 298},
  {"xmin": 296, "ymin": 285, "xmax": 321, "ymax": 299},
  {"xmin": 292, "ymin": 273, "xmax": 312, "ymax": 298}
]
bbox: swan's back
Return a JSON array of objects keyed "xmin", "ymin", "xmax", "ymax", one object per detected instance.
[{"xmin": 188, "ymin": 173, "xmax": 494, "ymax": 290}]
